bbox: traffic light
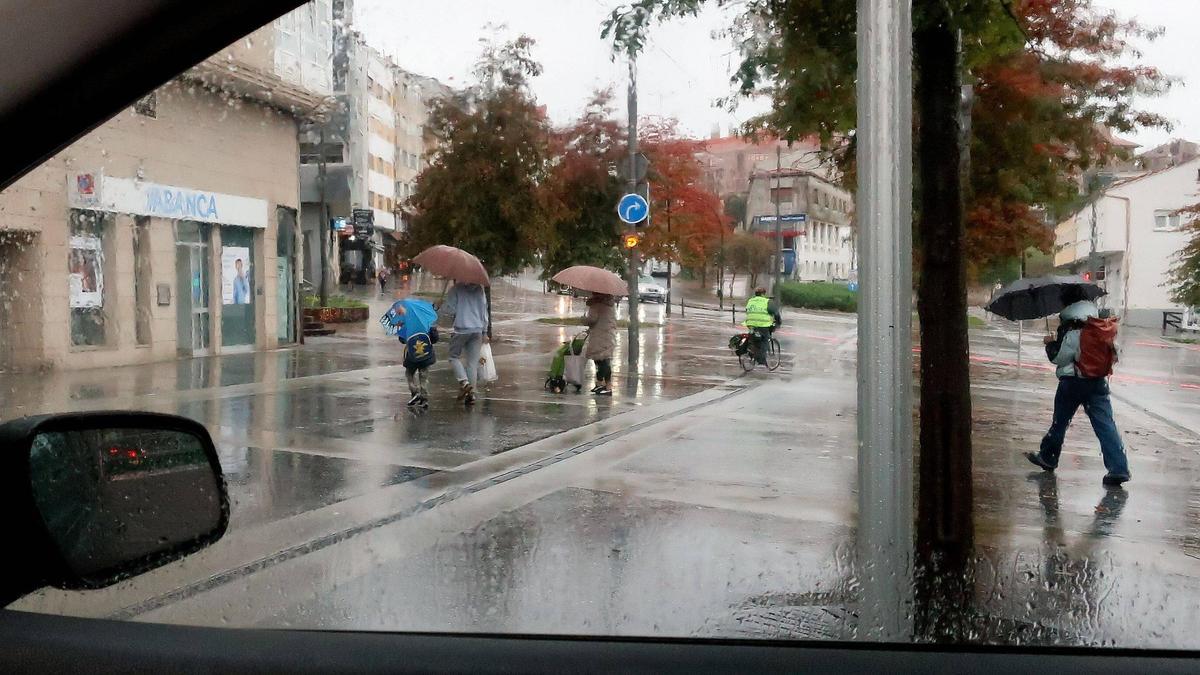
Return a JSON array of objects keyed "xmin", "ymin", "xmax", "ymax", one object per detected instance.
[{"xmin": 623, "ymin": 233, "xmax": 640, "ymax": 249}]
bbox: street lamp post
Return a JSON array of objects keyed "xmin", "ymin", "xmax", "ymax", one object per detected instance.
[
  {"xmin": 773, "ymin": 144, "xmax": 783, "ymax": 301},
  {"xmin": 625, "ymin": 53, "xmax": 640, "ymax": 373}
]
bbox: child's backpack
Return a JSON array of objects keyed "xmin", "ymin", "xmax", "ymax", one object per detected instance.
[
  {"xmin": 403, "ymin": 330, "xmax": 437, "ymax": 369},
  {"xmin": 1076, "ymin": 317, "xmax": 1119, "ymax": 378}
]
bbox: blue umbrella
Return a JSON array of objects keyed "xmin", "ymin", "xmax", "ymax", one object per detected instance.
[{"xmin": 380, "ymin": 298, "xmax": 438, "ymax": 338}]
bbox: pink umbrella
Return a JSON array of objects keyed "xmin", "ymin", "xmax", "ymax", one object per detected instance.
[
  {"xmin": 412, "ymin": 245, "xmax": 490, "ymax": 287},
  {"xmin": 551, "ymin": 265, "xmax": 629, "ymax": 297}
]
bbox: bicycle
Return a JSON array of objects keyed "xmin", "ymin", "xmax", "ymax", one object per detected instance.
[{"xmin": 732, "ymin": 329, "xmax": 781, "ymax": 372}]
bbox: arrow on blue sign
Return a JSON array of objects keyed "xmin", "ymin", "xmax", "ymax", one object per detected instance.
[{"xmin": 617, "ymin": 193, "xmax": 649, "ymax": 225}]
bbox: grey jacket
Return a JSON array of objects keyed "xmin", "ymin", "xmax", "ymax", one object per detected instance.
[{"xmin": 441, "ymin": 283, "xmax": 488, "ymax": 334}]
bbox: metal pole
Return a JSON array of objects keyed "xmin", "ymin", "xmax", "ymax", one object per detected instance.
[
  {"xmin": 665, "ymin": 198, "xmax": 672, "ymax": 315},
  {"xmin": 318, "ymin": 127, "xmax": 330, "ymax": 308},
  {"xmin": 1017, "ymin": 250, "xmax": 1025, "ymax": 365},
  {"xmin": 773, "ymin": 144, "xmax": 783, "ymax": 301},
  {"xmin": 626, "ymin": 53, "xmax": 640, "ymax": 372},
  {"xmin": 856, "ymin": 0, "xmax": 913, "ymax": 642}
]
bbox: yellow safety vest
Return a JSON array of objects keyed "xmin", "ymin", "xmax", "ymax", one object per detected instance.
[{"xmin": 744, "ymin": 295, "xmax": 774, "ymax": 328}]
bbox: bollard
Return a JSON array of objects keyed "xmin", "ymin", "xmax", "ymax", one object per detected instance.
[{"xmin": 680, "ymin": 294, "xmax": 685, "ymax": 317}]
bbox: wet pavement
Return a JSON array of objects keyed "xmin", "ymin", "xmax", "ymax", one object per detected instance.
[{"xmin": 7, "ymin": 275, "xmax": 1200, "ymax": 649}]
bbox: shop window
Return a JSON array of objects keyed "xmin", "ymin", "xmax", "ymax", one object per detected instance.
[
  {"xmin": 69, "ymin": 209, "xmax": 111, "ymax": 347},
  {"xmin": 220, "ymin": 226, "xmax": 256, "ymax": 347},
  {"xmin": 133, "ymin": 217, "xmax": 152, "ymax": 345}
]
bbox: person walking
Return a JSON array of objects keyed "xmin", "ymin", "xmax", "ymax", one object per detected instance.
[
  {"xmin": 1026, "ymin": 288, "xmax": 1130, "ymax": 486},
  {"xmin": 583, "ymin": 292, "xmax": 617, "ymax": 395},
  {"xmin": 440, "ymin": 281, "xmax": 489, "ymax": 404},
  {"xmin": 379, "ymin": 266, "xmax": 389, "ymax": 294},
  {"xmin": 382, "ymin": 291, "xmax": 438, "ymax": 408}
]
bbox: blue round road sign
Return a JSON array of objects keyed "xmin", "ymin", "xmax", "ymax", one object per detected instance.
[{"xmin": 617, "ymin": 193, "xmax": 649, "ymax": 224}]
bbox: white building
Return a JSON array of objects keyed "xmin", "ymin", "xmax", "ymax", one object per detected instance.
[
  {"xmin": 272, "ymin": 0, "xmax": 334, "ymax": 96},
  {"xmin": 1054, "ymin": 157, "xmax": 1200, "ymax": 327},
  {"xmin": 745, "ymin": 168, "xmax": 854, "ymax": 282}
]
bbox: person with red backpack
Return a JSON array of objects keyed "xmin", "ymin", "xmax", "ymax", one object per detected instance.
[{"xmin": 1026, "ymin": 288, "xmax": 1130, "ymax": 486}]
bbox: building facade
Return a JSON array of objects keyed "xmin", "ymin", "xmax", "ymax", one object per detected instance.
[
  {"xmin": 745, "ymin": 168, "xmax": 854, "ymax": 282},
  {"xmin": 1054, "ymin": 158, "xmax": 1200, "ymax": 327},
  {"xmin": 0, "ymin": 13, "xmax": 327, "ymax": 373},
  {"xmin": 696, "ymin": 135, "xmax": 821, "ymax": 200},
  {"xmin": 298, "ymin": 4, "xmax": 451, "ymax": 288}
]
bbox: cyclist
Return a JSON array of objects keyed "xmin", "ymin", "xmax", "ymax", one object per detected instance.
[{"xmin": 744, "ymin": 287, "xmax": 781, "ymax": 365}]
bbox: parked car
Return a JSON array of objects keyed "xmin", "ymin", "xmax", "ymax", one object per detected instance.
[{"xmin": 638, "ymin": 275, "xmax": 666, "ymax": 303}]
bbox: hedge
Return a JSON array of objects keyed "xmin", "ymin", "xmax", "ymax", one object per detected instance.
[{"xmin": 778, "ymin": 281, "xmax": 857, "ymax": 313}]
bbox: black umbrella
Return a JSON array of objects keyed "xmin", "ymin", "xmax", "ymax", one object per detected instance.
[{"xmin": 985, "ymin": 275, "xmax": 1106, "ymax": 321}]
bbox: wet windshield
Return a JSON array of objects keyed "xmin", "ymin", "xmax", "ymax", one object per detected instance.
[{"xmin": 3, "ymin": 0, "xmax": 1200, "ymax": 650}]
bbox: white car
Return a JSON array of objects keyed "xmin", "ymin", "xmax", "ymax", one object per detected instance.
[{"xmin": 638, "ymin": 275, "xmax": 667, "ymax": 303}]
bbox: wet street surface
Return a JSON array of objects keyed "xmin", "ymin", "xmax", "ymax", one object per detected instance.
[{"xmin": 7, "ymin": 277, "xmax": 1200, "ymax": 649}]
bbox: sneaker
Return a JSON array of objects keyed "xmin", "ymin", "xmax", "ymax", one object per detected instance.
[
  {"xmin": 590, "ymin": 384, "xmax": 602, "ymax": 393},
  {"xmin": 456, "ymin": 381, "xmax": 470, "ymax": 401},
  {"xmin": 1025, "ymin": 452, "xmax": 1055, "ymax": 472},
  {"xmin": 408, "ymin": 392, "xmax": 422, "ymax": 406},
  {"xmin": 462, "ymin": 383, "xmax": 476, "ymax": 404},
  {"xmin": 594, "ymin": 386, "xmax": 613, "ymax": 396},
  {"xmin": 1102, "ymin": 473, "xmax": 1130, "ymax": 486}
]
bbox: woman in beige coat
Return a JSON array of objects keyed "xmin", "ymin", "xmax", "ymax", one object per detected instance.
[{"xmin": 583, "ymin": 293, "xmax": 617, "ymax": 395}]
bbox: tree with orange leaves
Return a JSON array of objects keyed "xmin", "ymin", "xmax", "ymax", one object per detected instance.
[{"xmin": 638, "ymin": 119, "xmax": 730, "ymax": 286}]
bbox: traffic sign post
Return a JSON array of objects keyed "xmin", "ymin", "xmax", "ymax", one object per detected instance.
[{"xmin": 618, "ymin": 193, "xmax": 649, "ymax": 225}]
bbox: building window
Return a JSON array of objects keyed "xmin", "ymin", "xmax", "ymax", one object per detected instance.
[
  {"xmin": 133, "ymin": 217, "xmax": 152, "ymax": 346},
  {"xmin": 1154, "ymin": 210, "xmax": 1182, "ymax": 231},
  {"xmin": 69, "ymin": 209, "xmax": 111, "ymax": 347},
  {"xmin": 134, "ymin": 92, "xmax": 157, "ymax": 118}
]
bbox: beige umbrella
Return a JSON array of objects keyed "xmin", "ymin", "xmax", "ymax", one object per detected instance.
[
  {"xmin": 551, "ymin": 265, "xmax": 629, "ymax": 297},
  {"xmin": 412, "ymin": 245, "xmax": 490, "ymax": 287}
]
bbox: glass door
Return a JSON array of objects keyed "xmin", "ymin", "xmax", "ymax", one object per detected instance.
[{"xmin": 175, "ymin": 222, "xmax": 211, "ymax": 355}]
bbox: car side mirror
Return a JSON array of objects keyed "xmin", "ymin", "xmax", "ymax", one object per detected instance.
[{"xmin": 0, "ymin": 412, "xmax": 228, "ymax": 602}]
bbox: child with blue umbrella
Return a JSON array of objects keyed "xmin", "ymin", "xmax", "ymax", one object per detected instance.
[{"xmin": 380, "ymin": 291, "xmax": 440, "ymax": 408}]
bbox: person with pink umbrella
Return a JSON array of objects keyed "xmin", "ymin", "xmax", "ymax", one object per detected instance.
[
  {"xmin": 440, "ymin": 280, "xmax": 489, "ymax": 405},
  {"xmin": 583, "ymin": 292, "xmax": 617, "ymax": 395},
  {"xmin": 550, "ymin": 265, "xmax": 628, "ymax": 397}
]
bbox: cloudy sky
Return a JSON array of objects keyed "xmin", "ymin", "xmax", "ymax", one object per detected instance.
[{"xmin": 356, "ymin": 0, "xmax": 1197, "ymax": 149}]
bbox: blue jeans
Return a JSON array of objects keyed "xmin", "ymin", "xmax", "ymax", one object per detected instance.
[{"xmin": 1038, "ymin": 377, "xmax": 1130, "ymax": 478}]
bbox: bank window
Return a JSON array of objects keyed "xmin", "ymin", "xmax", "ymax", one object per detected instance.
[
  {"xmin": 68, "ymin": 209, "xmax": 112, "ymax": 347},
  {"xmin": 1154, "ymin": 210, "xmax": 1181, "ymax": 231},
  {"xmin": 133, "ymin": 217, "xmax": 152, "ymax": 346}
]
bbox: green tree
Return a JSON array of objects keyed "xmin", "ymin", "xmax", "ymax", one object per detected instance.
[
  {"xmin": 723, "ymin": 193, "xmax": 747, "ymax": 227},
  {"xmin": 724, "ymin": 232, "xmax": 773, "ymax": 293},
  {"xmin": 406, "ymin": 35, "xmax": 554, "ymax": 276},
  {"xmin": 1167, "ymin": 206, "xmax": 1200, "ymax": 309}
]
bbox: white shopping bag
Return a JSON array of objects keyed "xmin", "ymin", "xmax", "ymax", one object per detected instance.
[
  {"xmin": 478, "ymin": 343, "xmax": 498, "ymax": 383},
  {"xmin": 563, "ymin": 354, "xmax": 587, "ymax": 387}
]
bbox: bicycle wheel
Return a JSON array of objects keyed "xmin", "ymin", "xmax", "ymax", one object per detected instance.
[
  {"xmin": 766, "ymin": 338, "xmax": 782, "ymax": 371},
  {"xmin": 738, "ymin": 347, "xmax": 755, "ymax": 372}
]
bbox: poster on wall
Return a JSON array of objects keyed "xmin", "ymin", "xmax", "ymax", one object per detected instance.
[
  {"xmin": 221, "ymin": 246, "xmax": 252, "ymax": 305},
  {"xmin": 68, "ymin": 235, "xmax": 104, "ymax": 308}
]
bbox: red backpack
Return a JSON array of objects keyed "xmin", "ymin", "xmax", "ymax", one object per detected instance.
[{"xmin": 1076, "ymin": 317, "xmax": 1119, "ymax": 378}]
